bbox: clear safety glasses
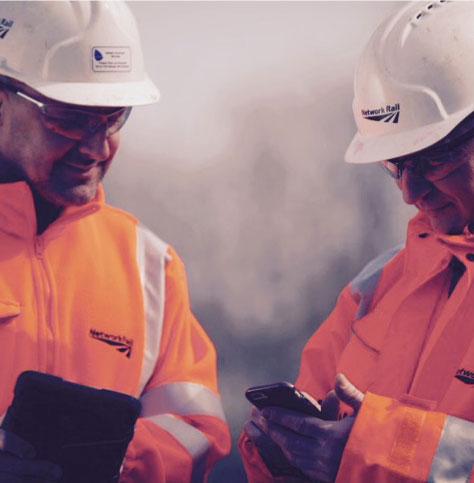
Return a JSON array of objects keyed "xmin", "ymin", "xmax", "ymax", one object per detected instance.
[
  {"xmin": 382, "ymin": 126, "xmax": 474, "ymax": 182},
  {"xmin": 11, "ymin": 88, "xmax": 132, "ymax": 141}
]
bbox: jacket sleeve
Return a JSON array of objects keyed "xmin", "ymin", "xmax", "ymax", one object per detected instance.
[
  {"xmin": 120, "ymin": 246, "xmax": 231, "ymax": 482},
  {"xmin": 337, "ymin": 392, "xmax": 474, "ymax": 482},
  {"xmin": 238, "ymin": 284, "xmax": 358, "ymax": 482}
]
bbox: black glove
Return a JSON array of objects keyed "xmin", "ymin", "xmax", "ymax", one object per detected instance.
[{"xmin": 0, "ymin": 428, "xmax": 62, "ymax": 483}]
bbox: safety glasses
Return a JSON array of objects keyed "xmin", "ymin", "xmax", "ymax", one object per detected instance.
[
  {"xmin": 382, "ymin": 126, "xmax": 474, "ymax": 182},
  {"xmin": 11, "ymin": 88, "xmax": 131, "ymax": 141}
]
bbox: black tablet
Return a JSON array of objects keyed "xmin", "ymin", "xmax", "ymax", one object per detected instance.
[{"xmin": 1, "ymin": 371, "xmax": 141, "ymax": 483}]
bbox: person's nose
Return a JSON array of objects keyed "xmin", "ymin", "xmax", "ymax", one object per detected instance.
[
  {"xmin": 399, "ymin": 168, "xmax": 432, "ymax": 205},
  {"xmin": 77, "ymin": 125, "xmax": 111, "ymax": 162}
]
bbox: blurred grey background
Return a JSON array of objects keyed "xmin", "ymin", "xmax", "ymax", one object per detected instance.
[{"xmin": 106, "ymin": 2, "xmax": 415, "ymax": 481}]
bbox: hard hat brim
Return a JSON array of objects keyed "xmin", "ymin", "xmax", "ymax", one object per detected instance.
[
  {"xmin": 345, "ymin": 107, "xmax": 474, "ymax": 164},
  {"xmin": 27, "ymin": 74, "xmax": 160, "ymax": 107}
]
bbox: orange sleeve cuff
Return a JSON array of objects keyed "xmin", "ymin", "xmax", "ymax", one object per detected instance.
[{"xmin": 337, "ymin": 392, "xmax": 445, "ymax": 482}]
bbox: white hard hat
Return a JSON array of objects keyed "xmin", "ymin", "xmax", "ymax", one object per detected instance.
[
  {"xmin": 0, "ymin": 1, "xmax": 159, "ymax": 107},
  {"xmin": 345, "ymin": 0, "xmax": 474, "ymax": 164}
]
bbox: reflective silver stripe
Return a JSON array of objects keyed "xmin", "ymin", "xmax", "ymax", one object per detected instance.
[
  {"xmin": 136, "ymin": 224, "xmax": 170, "ymax": 396},
  {"xmin": 349, "ymin": 245, "xmax": 402, "ymax": 319},
  {"xmin": 140, "ymin": 382, "xmax": 226, "ymax": 421},
  {"xmin": 146, "ymin": 413, "xmax": 208, "ymax": 483},
  {"xmin": 428, "ymin": 415, "xmax": 474, "ymax": 482}
]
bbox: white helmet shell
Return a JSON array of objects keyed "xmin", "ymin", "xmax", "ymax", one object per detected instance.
[
  {"xmin": 0, "ymin": 1, "xmax": 159, "ymax": 106},
  {"xmin": 345, "ymin": 1, "xmax": 474, "ymax": 164}
]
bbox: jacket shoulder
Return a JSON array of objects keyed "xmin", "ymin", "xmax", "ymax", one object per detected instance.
[
  {"xmin": 98, "ymin": 203, "xmax": 140, "ymax": 227},
  {"xmin": 350, "ymin": 244, "xmax": 403, "ymax": 319},
  {"xmin": 136, "ymin": 223, "xmax": 170, "ymax": 261},
  {"xmin": 97, "ymin": 205, "xmax": 170, "ymax": 257}
]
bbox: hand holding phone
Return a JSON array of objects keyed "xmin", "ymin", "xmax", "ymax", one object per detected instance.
[
  {"xmin": 244, "ymin": 382, "xmax": 320, "ymax": 479},
  {"xmin": 245, "ymin": 381, "xmax": 321, "ymax": 417}
]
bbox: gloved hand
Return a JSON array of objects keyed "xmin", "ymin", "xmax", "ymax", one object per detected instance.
[
  {"xmin": 251, "ymin": 374, "xmax": 364, "ymax": 482},
  {"xmin": 243, "ymin": 418, "xmax": 309, "ymax": 481},
  {"xmin": 0, "ymin": 428, "xmax": 62, "ymax": 482}
]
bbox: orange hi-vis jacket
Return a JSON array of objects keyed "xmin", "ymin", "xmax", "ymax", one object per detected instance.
[
  {"xmin": 240, "ymin": 211, "xmax": 474, "ymax": 481},
  {"xmin": 0, "ymin": 182, "xmax": 231, "ymax": 482}
]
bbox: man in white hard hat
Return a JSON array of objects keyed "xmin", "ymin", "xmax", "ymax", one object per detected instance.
[
  {"xmin": 240, "ymin": 1, "xmax": 474, "ymax": 481},
  {"xmin": 0, "ymin": 2, "xmax": 230, "ymax": 482}
]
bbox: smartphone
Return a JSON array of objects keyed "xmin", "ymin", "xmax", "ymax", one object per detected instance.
[
  {"xmin": 1, "ymin": 371, "xmax": 142, "ymax": 483},
  {"xmin": 245, "ymin": 381, "xmax": 321, "ymax": 417}
]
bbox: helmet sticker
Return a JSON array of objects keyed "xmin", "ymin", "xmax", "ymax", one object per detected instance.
[
  {"xmin": 0, "ymin": 18, "xmax": 14, "ymax": 40},
  {"xmin": 361, "ymin": 103, "xmax": 400, "ymax": 123},
  {"xmin": 92, "ymin": 47, "xmax": 131, "ymax": 73}
]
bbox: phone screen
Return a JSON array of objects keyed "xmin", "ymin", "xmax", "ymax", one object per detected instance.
[{"xmin": 245, "ymin": 381, "xmax": 321, "ymax": 417}]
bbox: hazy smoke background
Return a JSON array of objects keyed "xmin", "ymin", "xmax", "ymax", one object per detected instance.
[{"xmin": 106, "ymin": 2, "xmax": 415, "ymax": 480}]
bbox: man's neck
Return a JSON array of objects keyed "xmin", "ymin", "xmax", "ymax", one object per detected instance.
[
  {"xmin": 0, "ymin": 162, "xmax": 64, "ymax": 234},
  {"xmin": 30, "ymin": 189, "xmax": 63, "ymax": 235}
]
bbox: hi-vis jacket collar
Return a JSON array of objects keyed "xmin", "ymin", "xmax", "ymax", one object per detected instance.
[{"xmin": 0, "ymin": 181, "xmax": 103, "ymax": 238}]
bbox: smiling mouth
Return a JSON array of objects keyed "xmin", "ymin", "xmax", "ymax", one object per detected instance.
[
  {"xmin": 420, "ymin": 202, "xmax": 452, "ymax": 214},
  {"xmin": 63, "ymin": 160, "xmax": 98, "ymax": 171},
  {"xmin": 56, "ymin": 160, "xmax": 104, "ymax": 181}
]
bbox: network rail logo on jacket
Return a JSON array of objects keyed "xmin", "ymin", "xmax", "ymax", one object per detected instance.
[
  {"xmin": 89, "ymin": 328, "xmax": 134, "ymax": 358},
  {"xmin": 361, "ymin": 103, "xmax": 400, "ymax": 124},
  {"xmin": 455, "ymin": 368, "xmax": 474, "ymax": 385}
]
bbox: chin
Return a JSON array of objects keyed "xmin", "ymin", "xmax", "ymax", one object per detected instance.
[
  {"xmin": 61, "ymin": 185, "xmax": 98, "ymax": 206},
  {"xmin": 40, "ymin": 182, "xmax": 99, "ymax": 208}
]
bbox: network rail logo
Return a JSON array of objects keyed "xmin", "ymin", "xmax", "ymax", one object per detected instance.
[
  {"xmin": 361, "ymin": 103, "xmax": 400, "ymax": 124},
  {"xmin": 0, "ymin": 18, "xmax": 14, "ymax": 39},
  {"xmin": 455, "ymin": 368, "xmax": 474, "ymax": 385},
  {"xmin": 89, "ymin": 328, "xmax": 134, "ymax": 358}
]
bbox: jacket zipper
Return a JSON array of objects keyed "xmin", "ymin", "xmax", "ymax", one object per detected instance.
[
  {"xmin": 34, "ymin": 236, "xmax": 55, "ymax": 372},
  {"xmin": 30, "ymin": 204, "xmax": 100, "ymax": 373}
]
